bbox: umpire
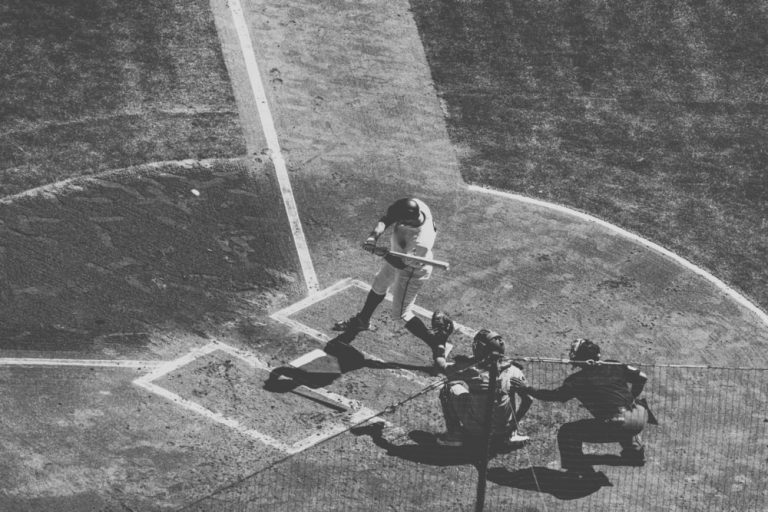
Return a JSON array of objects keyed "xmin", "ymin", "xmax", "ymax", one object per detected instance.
[{"xmin": 514, "ymin": 339, "xmax": 656, "ymax": 477}]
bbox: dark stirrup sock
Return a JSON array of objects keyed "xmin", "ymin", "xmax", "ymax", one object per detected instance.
[
  {"xmin": 404, "ymin": 316, "xmax": 433, "ymax": 346},
  {"xmin": 359, "ymin": 290, "xmax": 386, "ymax": 323}
]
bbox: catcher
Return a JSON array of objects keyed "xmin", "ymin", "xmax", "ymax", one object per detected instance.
[
  {"xmin": 436, "ymin": 329, "xmax": 533, "ymax": 448},
  {"xmin": 333, "ymin": 197, "xmax": 450, "ymax": 372},
  {"xmin": 513, "ymin": 338, "xmax": 657, "ymax": 478}
]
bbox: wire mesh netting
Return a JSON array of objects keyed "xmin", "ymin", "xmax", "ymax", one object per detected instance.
[{"xmin": 179, "ymin": 362, "xmax": 768, "ymax": 512}]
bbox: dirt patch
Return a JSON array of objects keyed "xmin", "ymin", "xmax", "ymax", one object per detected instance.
[{"xmin": 0, "ymin": 159, "xmax": 303, "ymax": 353}]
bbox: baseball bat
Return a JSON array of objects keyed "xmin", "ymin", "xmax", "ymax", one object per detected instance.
[
  {"xmin": 290, "ymin": 385, "xmax": 350, "ymax": 412},
  {"xmin": 387, "ymin": 250, "xmax": 450, "ymax": 270}
]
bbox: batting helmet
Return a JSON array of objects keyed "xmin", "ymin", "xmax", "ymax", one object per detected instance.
[
  {"xmin": 473, "ymin": 329, "xmax": 505, "ymax": 360},
  {"xmin": 569, "ymin": 338, "xmax": 600, "ymax": 362},
  {"xmin": 389, "ymin": 198, "xmax": 420, "ymax": 222}
]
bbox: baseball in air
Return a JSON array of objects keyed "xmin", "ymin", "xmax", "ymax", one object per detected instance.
[{"xmin": 191, "ymin": 189, "xmax": 200, "ymax": 196}]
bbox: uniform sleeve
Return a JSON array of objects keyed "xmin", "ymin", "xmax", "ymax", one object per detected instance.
[
  {"xmin": 625, "ymin": 364, "xmax": 648, "ymax": 397},
  {"xmin": 624, "ymin": 365, "xmax": 648, "ymax": 385},
  {"xmin": 555, "ymin": 375, "xmax": 578, "ymax": 399}
]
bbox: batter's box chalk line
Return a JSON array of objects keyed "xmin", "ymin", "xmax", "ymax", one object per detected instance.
[
  {"xmin": 131, "ymin": 340, "xmax": 378, "ymax": 454},
  {"xmin": 269, "ymin": 278, "xmax": 477, "ymax": 386}
]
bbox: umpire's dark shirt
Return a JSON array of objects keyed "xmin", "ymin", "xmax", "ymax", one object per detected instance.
[{"xmin": 558, "ymin": 364, "xmax": 644, "ymax": 419}]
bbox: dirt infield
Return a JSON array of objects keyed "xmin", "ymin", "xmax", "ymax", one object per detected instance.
[{"xmin": 1, "ymin": 0, "xmax": 767, "ymax": 510}]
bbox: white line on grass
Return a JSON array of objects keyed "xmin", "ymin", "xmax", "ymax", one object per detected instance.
[
  {"xmin": 0, "ymin": 358, "xmax": 160, "ymax": 368},
  {"xmin": 469, "ymin": 184, "xmax": 768, "ymax": 328},
  {"xmin": 227, "ymin": 0, "xmax": 319, "ymax": 293}
]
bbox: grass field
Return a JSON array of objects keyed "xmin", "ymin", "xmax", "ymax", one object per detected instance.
[
  {"xmin": 0, "ymin": 0, "xmax": 244, "ymax": 197},
  {"xmin": 411, "ymin": 0, "xmax": 768, "ymax": 310},
  {"xmin": 1, "ymin": 0, "xmax": 767, "ymax": 511}
]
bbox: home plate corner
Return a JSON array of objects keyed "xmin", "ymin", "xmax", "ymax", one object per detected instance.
[{"xmin": 131, "ymin": 340, "xmax": 382, "ymax": 455}]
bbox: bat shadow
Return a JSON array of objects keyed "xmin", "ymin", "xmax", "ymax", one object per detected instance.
[
  {"xmin": 486, "ymin": 466, "xmax": 612, "ymax": 500},
  {"xmin": 263, "ymin": 333, "xmax": 436, "ymax": 392}
]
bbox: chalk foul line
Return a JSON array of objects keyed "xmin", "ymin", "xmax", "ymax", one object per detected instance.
[
  {"xmin": 226, "ymin": 0, "xmax": 319, "ymax": 293},
  {"xmin": 469, "ymin": 184, "xmax": 768, "ymax": 328}
]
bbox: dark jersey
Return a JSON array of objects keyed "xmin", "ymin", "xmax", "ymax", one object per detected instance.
[{"xmin": 558, "ymin": 363, "xmax": 646, "ymax": 419}]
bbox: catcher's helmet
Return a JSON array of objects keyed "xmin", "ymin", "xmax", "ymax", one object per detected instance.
[
  {"xmin": 569, "ymin": 338, "xmax": 600, "ymax": 362},
  {"xmin": 473, "ymin": 329, "xmax": 505, "ymax": 360},
  {"xmin": 390, "ymin": 198, "xmax": 420, "ymax": 222}
]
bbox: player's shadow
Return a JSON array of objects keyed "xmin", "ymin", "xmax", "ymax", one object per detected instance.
[
  {"xmin": 350, "ymin": 422, "xmax": 526, "ymax": 468},
  {"xmin": 263, "ymin": 333, "xmax": 435, "ymax": 392},
  {"xmin": 486, "ymin": 466, "xmax": 612, "ymax": 500}
]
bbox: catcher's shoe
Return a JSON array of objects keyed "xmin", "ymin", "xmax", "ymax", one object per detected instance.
[
  {"xmin": 435, "ymin": 430, "xmax": 464, "ymax": 447},
  {"xmin": 431, "ymin": 310, "xmax": 455, "ymax": 339},
  {"xmin": 332, "ymin": 315, "xmax": 370, "ymax": 332},
  {"xmin": 505, "ymin": 432, "xmax": 530, "ymax": 445}
]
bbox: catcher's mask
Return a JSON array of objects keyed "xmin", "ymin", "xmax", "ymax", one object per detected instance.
[
  {"xmin": 569, "ymin": 338, "xmax": 600, "ymax": 362},
  {"xmin": 473, "ymin": 329, "xmax": 505, "ymax": 360}
]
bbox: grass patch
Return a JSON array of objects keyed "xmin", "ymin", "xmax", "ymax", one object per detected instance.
[
  {"xmin": 410, "ymin": 0, "xmax": 768, "ymax": 309},
  {"xmin": 0, "ymin": 0, "xmax": 245, "ymax": 195}
]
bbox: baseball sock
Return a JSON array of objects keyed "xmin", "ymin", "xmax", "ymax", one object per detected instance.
[
  {"xmin": 358, "ymin": 290, "xmax": 385, "ymax": 323},
  {"xmin": 404, "ymin": 317, "xmax": 433, "ymax": 346}
]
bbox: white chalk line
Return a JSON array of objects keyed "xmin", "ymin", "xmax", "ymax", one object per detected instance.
[
  {"xmin": 288, "ymin": 348, "xmax": 328, "ymax": 368},
  {"xmin": 0, "ymin": 158, "xmax": 240, "ymax": 204},
  {"xmin": 469, "ymin": 184, "xmax": 768, "ymax": 328},
  {"xmin": 132, "ymin": 340, "xmax": 375, "ymax": 454},
  {"xmin": 0, "ymin": 340, "xmax": 380, "ymax": 454},
  {"xmin": 133, "ymin": 343, "xmax": 221, "ymax": 385},
  {"xmin": 227, "ymin": 0, "xmax": 319, "ymax": 293},
  {"xmin": 270, "ymin": 278, "xmax": 472, "ymax": 386},
  {"xmin": 216, "ymin": 343, "xmax": 363, "ymax": 412},
  {"xmin": 134, "ymin": 379, "xmax": 293, "ymax": 452},
  {"xmin": 0, "ymin": 358, "xmax": 160, "ymax": 368}
]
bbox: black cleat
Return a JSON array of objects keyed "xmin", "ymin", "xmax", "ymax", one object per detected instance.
[{"xmin": 332, "ymin": 315, "xmax": 370, "ymax": 332}]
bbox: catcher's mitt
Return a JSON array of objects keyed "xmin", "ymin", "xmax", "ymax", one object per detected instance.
[{"xmin": 431, "ymin": 310, "xmax": 455, "ymax": 338}]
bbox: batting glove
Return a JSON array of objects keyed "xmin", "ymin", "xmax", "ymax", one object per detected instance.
[{"xmin": 362, "ymin": 237, "xmax": 377, "ymax": 253}]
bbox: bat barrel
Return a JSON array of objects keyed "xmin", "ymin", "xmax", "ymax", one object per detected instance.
[{"xmin": 387, "ymin": 250, "xmax": 450, "ymax": 270}]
